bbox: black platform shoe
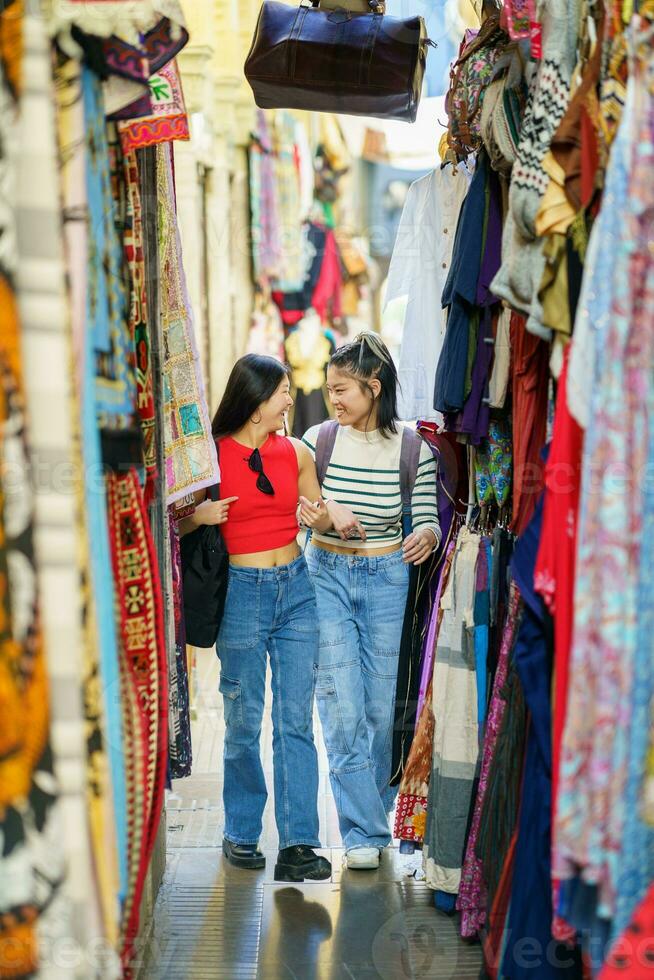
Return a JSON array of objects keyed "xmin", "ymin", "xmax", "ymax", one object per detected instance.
[
  {"xmin": 274, "ymin": 845, "xmax": 332, "ymax": 882},
  {"xmin": 222, "ymin": 838, "xmax": 266, "ymax": 870}
]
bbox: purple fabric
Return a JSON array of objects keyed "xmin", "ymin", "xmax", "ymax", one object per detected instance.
[
  {"xmin": 476, "ymin": 169, "xmax": 503, "ymax": 307},
  {"xmin": 443, "ymin": 166, "xmax": 502, "ymax": 444},
  {"xmin": 444, "ymin": 309, "xmax": 493, "ymax": 445}
]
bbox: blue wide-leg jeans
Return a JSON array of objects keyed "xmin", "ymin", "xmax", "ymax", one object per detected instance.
[
  {"xmin": 305, "ymin": 544, "xmax": 409, "ymax": 850},
  {"xmin": 217, "ymin": 555, "xmax": 321, "ymax": 850}
]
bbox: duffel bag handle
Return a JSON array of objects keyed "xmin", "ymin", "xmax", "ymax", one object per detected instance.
[{"xmin": 303, "ymin": 0, "xmax": 385, "ymax": 12}]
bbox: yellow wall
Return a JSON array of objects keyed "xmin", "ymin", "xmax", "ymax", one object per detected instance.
[{"xmin": 177, "ymin": 0, "xmax": 261, "ymax": 409}]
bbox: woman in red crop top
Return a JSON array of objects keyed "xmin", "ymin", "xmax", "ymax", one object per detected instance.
[{"xmin": 181, "ymin": 354, "xmax": 335, "ymax": 883}]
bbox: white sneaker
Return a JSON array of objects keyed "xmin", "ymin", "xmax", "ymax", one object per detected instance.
[{"xmin": 345, "ymin": 847, "xmax": 381, "ymax": 870}]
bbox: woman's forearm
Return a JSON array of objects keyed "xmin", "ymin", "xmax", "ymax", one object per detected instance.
[{"xmin": 178, "ymin": 513, "xmax": 198, "ymax": 538}]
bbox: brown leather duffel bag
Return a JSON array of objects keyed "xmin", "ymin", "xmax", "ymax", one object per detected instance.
[{"xmin": 244, "ymin": 0, "xmax": 432, "ymax": 123}]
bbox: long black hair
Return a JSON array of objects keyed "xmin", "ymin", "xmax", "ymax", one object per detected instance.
[
  {"xmin": 329, "ymin": 332, "xmax": 399, "ymax": 437},
  {"xmin": 212, "ymin": 354, "xmax": 290, "ymax": 439}
]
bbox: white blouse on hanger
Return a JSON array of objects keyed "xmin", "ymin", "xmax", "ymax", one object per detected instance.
[{"xmin": 385, "ymin": 164, "xmax": 471, "ymax": 424}]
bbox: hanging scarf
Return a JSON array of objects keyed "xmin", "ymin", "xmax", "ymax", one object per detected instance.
[
  {"xmin": 81, "ymin": 64, "xmax": 128, "ymax": 936},
  {"xmin": 0, "ymin": 6, "xmax": 62, "ymax": 976},
  {"xmin": 156, "ymin": 141, "xmax": 219, "ymax": 505},
  {"xmin": 106, "ymin": 469, "xmax": 167, "ymax": 974},
  {"xmin": 123, "ymin": 150, "xmax": 157, "ymax": 504}
]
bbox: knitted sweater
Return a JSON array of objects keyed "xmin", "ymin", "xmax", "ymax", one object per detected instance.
[{"xmin": 492, "ymin": 0, "xmax": 580, "ymax": 338}]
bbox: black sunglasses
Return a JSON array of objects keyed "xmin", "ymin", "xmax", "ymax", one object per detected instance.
[{"xmin": 247, "ymin": 448, "xmax": 275, "ymax": 496}]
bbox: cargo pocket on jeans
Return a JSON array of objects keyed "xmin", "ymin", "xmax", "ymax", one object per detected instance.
[
  {"xmin": 314, "ymin": 670, "xmax": 349, "ymax": 757},
  {"xmin": 219, "ymin": 675, "xmax": 243, "ymax": 728}
]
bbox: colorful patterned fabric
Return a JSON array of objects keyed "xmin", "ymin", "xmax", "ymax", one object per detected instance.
[
  {"xmin": 395, "ymin": 545, "xmax": 456, "ymax": 844},
  {"xmin": 168, "ymin": 516, "xmax": 192, "ymax": 778},
  {"xmin": 82, "ymin": 64, "xmax": 128, "ymax": 932},
  {"xmin": 475, "ymin": 417, "xmax": 512, "ymax": 509},
  {"xmin": 458, "ymin": 583, "xmax": 523, "ymax": 938},
  {"xmin": 156, "ymin": 141, "xmax": 219, "ymax": 504},
  {"xmin": 123, "ymin": 150, "xmax": 157, "ymax": 504},
  {"xmin": 505, "ymin": 0, "xmax": 536, "ymax": 40},
  {"xmin": 445, "ymin": 16, "xmax": 508, "ymax": 160},
  {"xmin": 83, "ymin": 67, "xmax": 135, "ymax": 428},
  {"xmin": 555, "ymin": 50, "xmax": 654, "ymax": 924},
  {"xmin": 272, "ymin": 111, "xmax": 305, "ymax": 292},
  {"xmin": 249, "ymin": 110, "xmax": 282, "ymax": 284},
  {"xmin": 599, "ymin": 880, "xmax": 654, "ymax": 978},
  {"xmin": 424, "ymin": 527, "xmax": 481, "ymax": 894},
  {"xmin": 118, "ymin": 60, "xmax": 190, "ymax": 152},
  {"xmin": 106, "ymin": 470, "xmax": 167, "ymax": 972},
  {"xmin": 0, "ymin": 271, "xmax": 59, "ymax": 977},
  {"xmin": 48, "ymin": 43, "xmax": 115, "ymax": 972}
]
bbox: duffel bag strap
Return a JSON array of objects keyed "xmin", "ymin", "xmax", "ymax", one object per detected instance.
[
  {"xmin": 360, "ymin": 5, "xmax": 384, "ymax": 86},
  {"xmin": 287, "ymin": 3, "xmax": 311, "ymax": 79}
]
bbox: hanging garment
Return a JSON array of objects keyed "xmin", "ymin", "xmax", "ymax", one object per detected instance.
[
  {"xmin": 474, "ymin": 417, "xmax": 512, "ymax": 512},
  {"xmin": 272, "ymin": 222, "xmax": 328, "ymax": 323},
  {"xmin": 434, "ymin": 152, "xmax": 489, "ymax": 415},
  {"xmin": 249, "ymin": 109, "xmax": 282, "ymax": 284},
  {"xmin": 285, "ymin": 326, "xmax": 334, "ymax": 437},
  {"xmin": 533, "ymin": 349, "xmax": 583, "ymax": 826},
  {"xmin": 554, "ymin": 59, "xmax": 654, "ymax": 928},
  {"xmin": 458, "ymin": 583, "xmax": 523, "ymax": 937},
  {"xmin": 0, "ymin": 24, "xmax": 62, "ymax": 959},
  {"xmin": 156, "ymin": 142, "xmax": 219, "ymax": 505},
  {"xmin": 444, "ymin": 308, "xmax": 494, "ymax": 445},
  {"xmin": 106, "ymin": 470, "xmax": 167, "ymax": 971},
  {"xmin": 168, "ymin": 515, "xmax": 192, "ymax": 778},
  {"xmin": 82, "ymin": 65, "xmax": 128, "ymax": 933},
  {"xmin": 50, "ymin": 48, "xmax": 117, "ymax": 974},
  {"xmin": 272, "ymin": 111, "xmax": 305, "ymax": 292},
  {"xmin": 500, "ymin": 488, "xmax": 582, "ymax": 980},
  {"xmin": 390, "ymin": 430, "xmax": 463, "ymax": 784},
  {"xmin": 394, "ymin": 543, "xmax": 456, "ymax": 844},
  {"xmin": 474, "ymin": 538, "xmax": 491, "ymax": 730},
  {"xmin": 510, "ymin": 311, "xmax": 549, "ymax": 537},
  {"xmin": 481, "ymin": 827, "xmax": 519, "ymax": 980},
  {"xmin": 599, "ymin": 881, "xmax": 654, "ymax": 979},
  {"xmin": 310, "ymin": 227, "xmax": 343, "ymax": 324},
  {"xmin": 424, "ymin": 526, "xmax": 481, "ymax": 894},
  {"xmin": 488, "ymin": 307, "xmax": 511, "ymax": 409},
  {"xmin": 123, "ymin": 150, "xmax": 157, "ymax": 504},
  {"xmin": 490, "ymin": 0, "xmax": 579, "ymax": 339},
  {"xmin": 386, "ymin": 164, "xmax": 470, "ymax": 422},
  {"xmin": 117, "ymin": 58, "xmax": 190, "ymax": 151}
]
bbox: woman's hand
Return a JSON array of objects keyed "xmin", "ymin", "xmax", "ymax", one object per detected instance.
[
  {"xmin": 298, "ymin": 497, "xmax": 332, "ymax": 534},
  {"xmin": 325, "ymin": 500, "xmax": 367, "ymax": 542},
  {"xmin": 192, "ymin": 496, "xmax": 238, "ymax": 527},
  {"xmin": 403, "ymin": 527, "xmax": 437, "ymax": 565}
]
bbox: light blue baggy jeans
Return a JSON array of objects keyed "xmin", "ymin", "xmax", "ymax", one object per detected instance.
[
  {"xmin": 216, "ymin": 554, "xmax": 321, "ymax": 850},
  {"xmin": 305, "ymin": 544, "xmax": 409, "ymax": 850}
]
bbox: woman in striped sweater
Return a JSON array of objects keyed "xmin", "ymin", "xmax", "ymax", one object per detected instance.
[{"xmin": 301, "ymin": 334, "xmax": 440, "ymax": 870}]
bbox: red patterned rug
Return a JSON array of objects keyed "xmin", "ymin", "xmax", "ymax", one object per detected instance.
[{"xmin": 106, "ymin": 469, "xmax": 167, "ymax": 974}]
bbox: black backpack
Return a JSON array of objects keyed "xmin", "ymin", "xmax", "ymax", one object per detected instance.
[{"xmin": 180, "ymin": 482, "xmax": 229, "ymax": 649}]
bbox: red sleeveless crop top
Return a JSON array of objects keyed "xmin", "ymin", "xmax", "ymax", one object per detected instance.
[{"xmin": 217, "ymin": 434, "xmax": 300, "ymax": 555}]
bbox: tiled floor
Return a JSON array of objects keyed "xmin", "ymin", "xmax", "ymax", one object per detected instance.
[{"xmin": 146, "ymin": 648, "xmax": 482, "ymax": 979}]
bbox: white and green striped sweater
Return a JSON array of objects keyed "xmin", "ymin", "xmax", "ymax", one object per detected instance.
[{"xmin": 303, "ymin": 423, "xmax": 440, "ymax": 551}]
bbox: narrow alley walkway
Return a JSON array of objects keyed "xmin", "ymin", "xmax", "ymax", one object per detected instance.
[{"xmin": 146, "ymin": 649, "xmax": 483, "ymax": 980}]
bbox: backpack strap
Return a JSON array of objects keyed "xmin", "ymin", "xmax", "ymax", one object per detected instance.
[
  {"xmin": 314, "ymin": 419, "xmax": 339, "ymax": 485},
  {"xmin": 399, "ymin": 426, "xmax": 423, "ymax": 536}
]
